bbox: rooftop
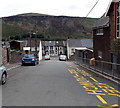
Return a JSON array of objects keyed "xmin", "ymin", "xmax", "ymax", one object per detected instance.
[
  {"xmin": 93, "ymin": 15, "xmax": 109, "ymax": 28},
  {"xmin": 67, "ymin": 39, "xmax": 93, "ymax": 48}
]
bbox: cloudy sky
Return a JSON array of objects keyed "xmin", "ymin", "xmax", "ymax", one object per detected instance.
[{"xmin": 0, "ymin": 0, "xmax": 111, "ymax": 18}]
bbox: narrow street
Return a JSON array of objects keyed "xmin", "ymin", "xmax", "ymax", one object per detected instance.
[{"xmin": 2, "ymin": 58, "xmax": 120, "ymax": 106}]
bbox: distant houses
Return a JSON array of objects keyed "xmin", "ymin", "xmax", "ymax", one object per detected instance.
[{"xmin": 42, "ymin": 41, "xmax": 67, "ymax": 56}]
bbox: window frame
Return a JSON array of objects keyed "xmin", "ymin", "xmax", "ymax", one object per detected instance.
[{"xmin": 96, "ymin": 29, "xmax": 104, "ymax": 36}]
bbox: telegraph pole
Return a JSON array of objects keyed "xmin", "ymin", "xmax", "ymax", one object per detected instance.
[{"xmin": 35, "ymin": 20, "xmax": 37, "ymax": 56}]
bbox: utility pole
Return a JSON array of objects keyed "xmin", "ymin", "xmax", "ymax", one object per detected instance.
[
  {"xmin": 30, "ymin": 32, "xmax": 31, "ymax": 53},
  {"xmin": 34, "ymin": 20, "xmax": 37, "ymax": 56}
]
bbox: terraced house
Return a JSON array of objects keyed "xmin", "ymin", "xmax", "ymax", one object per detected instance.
[{"xmin": 42, "ymin": 41, "xmax": 66, "ymax": 56}]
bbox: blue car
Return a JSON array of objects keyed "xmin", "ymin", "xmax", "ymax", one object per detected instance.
[{"xmin": 22, "ymin": 54, "xmax": 39, "ymax": 66}]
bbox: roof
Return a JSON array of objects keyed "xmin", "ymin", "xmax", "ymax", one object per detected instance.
[
  {"xmin": 93, "ymin": 15, "xmax": 109, "ymax": 28},
  {"xmin": 26, "ymin": 39, "xmax": 41, "ymax": 47},
  {"xmin": 67, "ymin": 39, "xmax": 93, "ymax": 48},
  {"xmin": 75, "ymin": 47, "xmax": 93, "ymax": 52},
  {"xmin": 10, "ymin": 40, "xmax": 24, "ymax": 43},
  {"xmin": 41, "ymin": 41, "xmax": 67, "ymax": 46},
  {"xmin": 44, "ymin": 41, "xmax": 55, "ymax": 46},
  {"xmin": 55, "ymin": 41, "xmax": 66, "ymax": 46},
  {"xmin": 75, "ymin": 47, "xmax": 88, "ymax": 50},
  {"xmin": 67, "ymin": 39, "xmax": 82, "ymax": 47}
]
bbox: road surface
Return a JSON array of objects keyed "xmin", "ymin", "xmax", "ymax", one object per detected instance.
[{"xmin": 2, "ymin": 58, "xmax": 120, "ymax": 107}]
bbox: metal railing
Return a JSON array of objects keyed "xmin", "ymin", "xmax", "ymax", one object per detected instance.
[{"xmin": 74, "ymin": 57, "xmax": 120, "ymax": 81}]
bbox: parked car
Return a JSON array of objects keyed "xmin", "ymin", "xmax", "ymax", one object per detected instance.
[
  {"xmin": 59, "ymin": 55, "xmax": 67, "ymax": 61},
  {"xmin": 44, "ymin": 55, "xmax": 50, "ymax": 60},
  {"xmin": 0, "ymin": 65, "xmax": 7, "ymax": 85},
  {"xmin": 21, "ymin": 54, "xmax": 39, "ymax": 66}
]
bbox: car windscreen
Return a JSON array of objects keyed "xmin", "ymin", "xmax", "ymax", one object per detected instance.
[
  {"xmin": 60, "ymin": 55, "xmax": 66, "ymax": 57},
  {"xmin": 23, "ymin": 54, "xmax": 35, "ymax": 58}
]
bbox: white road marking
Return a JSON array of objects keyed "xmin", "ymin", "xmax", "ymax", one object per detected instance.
[{"xmin": 7, "ymin": 65, "xmax": 20, "ymax": 71}]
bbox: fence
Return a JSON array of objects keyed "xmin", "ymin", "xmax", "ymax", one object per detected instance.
[{"xmin": 74, "ymin": 57, "xmax": 120, "ymax": 81}]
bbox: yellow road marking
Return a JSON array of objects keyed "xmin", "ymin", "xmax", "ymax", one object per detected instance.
[
  {"xmin": 96, "ymin": 95, "xmax": 108, "ymax": 104},
  {"xmin": 75, "ymin": 74, "xmax": 79, "ymax": 76},
  {"xmin": 111, "ymin": 104, "xmax": 119, "ymax": 107},
  {"xmin": 67, "ymin": 64, "xmax": 120, "ymax": 105},
  {"xmin": 90, "ymin": 77, "xmax": 98, "ymax": 82},
  {"xmin": 98, "ymin": 104, "xmax": 119, "ymax": 108}
]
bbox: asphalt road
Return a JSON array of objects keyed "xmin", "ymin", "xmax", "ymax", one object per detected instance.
[{"xmin": 2, "ymin": 57, "xmax": 120, "ymax": 107}]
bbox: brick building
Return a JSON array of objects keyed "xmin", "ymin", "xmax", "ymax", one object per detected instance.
[
  {"xmin": 93, "ymin": 0, "xmax": 120, "ymax": 73},
  {"xmin": 93, "ymin": 15, "xmax": 110, "ymax": 62}
]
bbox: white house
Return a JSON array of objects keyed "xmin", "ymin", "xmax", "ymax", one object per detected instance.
[
  {"xmin": 67, "ymin": 39, "xmax": 93, "ymax": 59},
  {"xmin": 42, "ymin": 41, "xmax": 66, "ymax": 56},
  {"xmin": 38, "ymin": 40, "xmax": 42, "ymax": 61}
]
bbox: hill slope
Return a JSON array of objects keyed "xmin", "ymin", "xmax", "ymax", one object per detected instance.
[{"xmin": 2, "ymin": 13, "xmax": 98, "ymax": 40}]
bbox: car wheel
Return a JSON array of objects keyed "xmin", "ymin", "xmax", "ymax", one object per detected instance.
[
  {"xmin": 2, "ymin": 73, "xmax": 7, "ymax": 85},
  {"xmin": 38, "ymin": 61, "xmax": 39, "ymax": 64},
  {"xmin": 21, "ymin": 63, "xmax": 24, "ymax": 66},
  {"xmin": 33, "ymin": 62, "xmax": 36, "ymax": 66}
]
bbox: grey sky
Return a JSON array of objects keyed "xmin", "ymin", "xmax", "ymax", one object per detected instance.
[{"xmin": 0, "ymin": 0, "xmax": 111, "ymax": 18}]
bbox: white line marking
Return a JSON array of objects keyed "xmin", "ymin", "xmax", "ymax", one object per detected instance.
[{"xmin": 7, "ymin": 65, "xmax": 20, "ymax": 71}]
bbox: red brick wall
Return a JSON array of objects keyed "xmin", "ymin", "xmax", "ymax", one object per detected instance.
[{"xmin": 93, "ymin": 27, "xmax": 110, "ymax": 62}]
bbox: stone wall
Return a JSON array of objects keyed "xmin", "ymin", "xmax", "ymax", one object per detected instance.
[
  {"xmin": 2, "ymin": 47, "xmax": 9, "ymax": 65},
  {"xmin": 9, "ymin": 50, "xmax": 22, "ymax": 64}
]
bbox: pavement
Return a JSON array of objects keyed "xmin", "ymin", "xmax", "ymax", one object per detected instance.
[
  {"xmin": 5, "ymin": 62, "xmax": 21, "ymax": 71},
  {"xmin": 74, "ymin": 61, "xmax": 120, "ymax": 85}
]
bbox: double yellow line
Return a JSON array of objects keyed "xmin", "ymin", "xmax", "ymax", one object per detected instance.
[{"xmin": 98, "ymin": 104, "xmax": 119, "ymax": 108}]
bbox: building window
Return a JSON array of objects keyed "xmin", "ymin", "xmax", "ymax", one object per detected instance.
[
  {"xmin": 71, "ymin": 49, "xmax": 74, "ymax": 53},
  {"xmin": 56, "ymin": 47, "xmax": 58, "ymax": 50},
  {"xmin": 45, "ymin": 46, "xmax": 49, "ymax": 50},
  {"xmin": 50, "ymin": 50, "xmax": 54, "ymax": 54},
  {"xmin": 59, "ymin": 47, "xmax": 62, "ymax": 50},
  {"xmin": 116, "ymin": 2, "xmax": 120, "ymax": 38},
  {"xmin": 98, "ymin": 51, "xmax": 102, "ymax": 59},
  {"xmin": 50, "ymin": 46, "xmax": 53, "ymax": 50},
  {"xmin": 96, "ymin": 29, "xmax": 103, "ymax": 35}
]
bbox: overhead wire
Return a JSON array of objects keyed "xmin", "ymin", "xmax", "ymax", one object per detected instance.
[
  {"xmin": 80, "ymin": 0, "xmax": 100, "ymax": 25},
  {"xmin": 79, "ymin": 0, "xmax": 100, "ymax": 37}
]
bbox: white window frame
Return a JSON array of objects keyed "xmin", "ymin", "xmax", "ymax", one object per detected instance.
[{"xmin": 96, "ymin": 29, "xmax": 104, "ymax": 35}]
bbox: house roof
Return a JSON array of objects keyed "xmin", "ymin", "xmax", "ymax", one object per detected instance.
[
  {"xmin": 26, "ymin": 39, "xmax": 41, "ymax": 47},
  {"xmin": 41, "ymin": 41, "xmax": 67, "ymax": 46},
  {"xmin": 44, "ymin": 41, "xmax": 55, "ymax": 46},
  {"xmin": 67, "ymin": 39, "xmax": 93, "ymax": 48},
  {"xmin": 55, "ymin": 41, "xmax": 66, "ymax": 46},
  {"xmin": 10, "ymin": 40, "xmax": 24, "ymax": 43},
  {"xmin": 75, "ymin": 47, "xmax": 93, "ymax": 52},
  {"xmin": 93, "ymin": 15, "xmax": 109, "ymax": 28}
]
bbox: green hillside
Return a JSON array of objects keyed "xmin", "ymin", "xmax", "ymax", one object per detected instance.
[{"xmin": 2, "ymin": 13, "xmax": 98, "ymax": 41}]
